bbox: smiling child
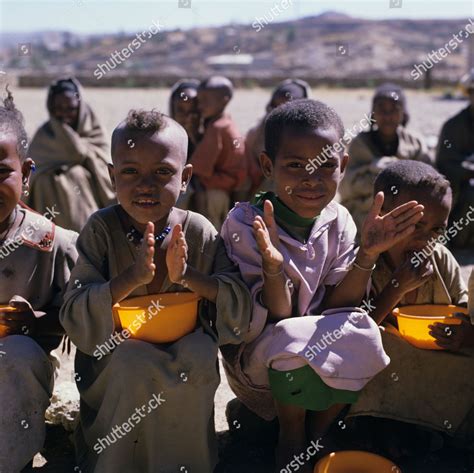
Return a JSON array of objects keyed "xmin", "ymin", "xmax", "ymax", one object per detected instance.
[
  {"xmin": 60, "ymin": 109, "xmax": 250, "ymax": 472},
  {"xmin": 221, "ymin": 99, "xmax": 425, "ymax": 471},
  {"xmin": 0, "ymin": 87, "xmax": 78, "ymax": 472}
]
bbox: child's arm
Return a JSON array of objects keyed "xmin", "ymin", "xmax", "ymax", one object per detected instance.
[
  {"xmin": 369, "ymin": 253, "xmax": 434, "ymax": 324},
  {"xmin": 166, "ymin": 224, "xmax": 219, "ymax": 302},
  {"xmin": 323, "ymin": 192, "xmax": 424, "ymax": 309},
  {"xmin": 253, "ymin": 200, "xmax": 292, "ymax": 321}
]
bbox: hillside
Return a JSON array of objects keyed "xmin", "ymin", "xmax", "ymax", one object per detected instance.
[{"xmin": 1, "ymin": 12, "xmax": 472, "ymax": 86}]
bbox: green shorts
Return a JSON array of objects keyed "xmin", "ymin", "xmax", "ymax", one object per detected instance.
[{"xmin": 268, "ymin": 365, "xmax": 360, "ymax": 411}]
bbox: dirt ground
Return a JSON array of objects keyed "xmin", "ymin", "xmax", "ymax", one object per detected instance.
[{"xmin": 11, "ymin": 87, "xmax": 473, "ymax": 472}]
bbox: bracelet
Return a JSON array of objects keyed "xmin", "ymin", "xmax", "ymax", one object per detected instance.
[
  {"xmin": 352, "ymin": 261, "xmax": 376, "ymax": 272},
  {"xmin": 263, "ymin": 267, "xmax": 284, "ymax": 277}
]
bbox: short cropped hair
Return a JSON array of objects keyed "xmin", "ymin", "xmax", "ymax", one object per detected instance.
[
  {"xmin": 199, "ymin": 76, "xmax": 234, "ymax": 99},
  {"xmin": 0, "ymin": 86, "xmax": 28, "ymax": 162},
  {"xmin": 374, "ymin": 160, "xmax": 451, "ymax": 204},
  {"xmin": 264, "ymin": 99, "xmax": 345, "ymax": 161}
]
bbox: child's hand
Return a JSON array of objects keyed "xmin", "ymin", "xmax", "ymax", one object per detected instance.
[
  {"xmin": 131, "ymin": 222, "xmax": 156, "ymax": 285},
  {"xmin": 0, "ymin": 301, "xmax": 36, "ymax": 337},
  {"xmin": 166, "ymin": 224, "xmax": 188, "ymax": 284},
  {"xmin": 361, "ymin": 191, "xmax": 424, "ymax": 257},
  {"xmin": 429, "ymin": 314, "xmax": 474, "ymax": 351},
  {"xmin": 391, "ymin": 252, "xmax": 433, "ymax": 295},
  {"xmin": 253, "ymin": 200, "xmax": 284, "ymax": 272}
]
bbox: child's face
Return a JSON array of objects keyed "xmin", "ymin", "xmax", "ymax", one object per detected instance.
[
  {"xmin": 197, "ymin": 89, "xmax": 229, "ymax": 119},
  {"xmin": 0, "ymin": 133, "xmax": 33, "ymax": 231},
  {"xmin": 260, "ymin": 127, "xmax": 348, "ymax": 219},
  {"xmin": 385, "ymin": 189, "xmax": 452, "ymax": 260},
  {"xmin": 109, "ymin": 126, "xmax": 191, "ymax": 229},
  {"xmin": 173, "ymin": 89, "xmax": 199, "ymax": 128},
  {"xmin": 373, "ymin": 98, "xmax": 403, "ymax": 138},
  {"xmin": 50, "ymin": 92, "xmax": 80, "ymax": 129}
]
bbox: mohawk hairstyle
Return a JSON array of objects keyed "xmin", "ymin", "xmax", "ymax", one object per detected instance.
[
  {"xmin": 0, "ymin": 85, "xmax": 28, "ymax": 162},
  {"xmin": 125, "ymin": 109, "xmax": 166, "ymax": 132}
]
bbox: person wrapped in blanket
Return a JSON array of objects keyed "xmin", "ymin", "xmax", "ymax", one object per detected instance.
[
  {"xmin": 27, "ymin": 77, "xmax": 115, "ymax": 232},
  {"xmin": 436, "ymin": 69, "xmax": 474, "ymax": 249}
]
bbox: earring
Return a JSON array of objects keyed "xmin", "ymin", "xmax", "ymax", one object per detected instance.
[{"xmin": 23, "ymin": 185, "xmax": 29, "ymax": 197}]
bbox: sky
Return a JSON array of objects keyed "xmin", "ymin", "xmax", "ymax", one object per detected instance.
[{"xmin": 1, "ymin": 0, "xmax": 473, "ymax": 34}]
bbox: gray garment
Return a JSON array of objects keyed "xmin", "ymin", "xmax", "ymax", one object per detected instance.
[
  {"xmin": 349, "ymin": 244, "xmax": 473, "ymax": 438},
  {"xmin": 0, "ymin": 205, "xmax": 78, "ymax": 470},
  {"xmin": 27, "ymin": 80, "xmax": 115, "ymax": 233},
  {"xmin": 0, "ymin": 335, "xmax": 54, "ymax": 472},
  {"xmin": 60, "ymin": 205, "xmax": 251, "ymax": 473},
  {"xmin": 436, "ymin": 106, "xmax": 474, "ymax": 248}
]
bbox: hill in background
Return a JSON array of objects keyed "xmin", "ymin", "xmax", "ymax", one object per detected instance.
[{"xmin": 1, "ymin": 12, "xmax": 472, "ymax": 87}]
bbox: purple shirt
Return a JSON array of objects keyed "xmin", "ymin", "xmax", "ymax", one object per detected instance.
[{"xmin": 221, "ymin": 200, "xmax": 358, "ymax": 342}]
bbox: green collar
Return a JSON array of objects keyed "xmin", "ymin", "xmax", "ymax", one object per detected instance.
[{"xmin": 254, "ymin": 191, "xmax": 318, "ymax": 228}]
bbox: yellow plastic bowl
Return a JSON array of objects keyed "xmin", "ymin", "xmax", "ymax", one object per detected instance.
[
  {"xmin": 113, "ymin": 293, "xmax": 200, "ymax": 344},
  {"xmin": 314, "ymin": 451, "xmax": 400, "ymax": 473},
  {"xmin": 0, "ymin": 305, "xmax": 20, "ymax": 338},
  {"xmin": 392, "ymin": 304, "xmax": 466, "ymax": 350}
]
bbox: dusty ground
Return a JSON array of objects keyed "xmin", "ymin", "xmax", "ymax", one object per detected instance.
[{"xmin": 11, "ymin": 87, "xmax": 473, "ymax": 472}]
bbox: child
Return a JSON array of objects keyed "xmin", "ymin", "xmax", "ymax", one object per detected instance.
[
  {"xmin": 190, "ymin": 76, "xmax": 246, "ymax": 229},
  {"xmin": 28, "ymin": 77, "xmax": 115, "ymax": 232},
  {"xmin": 245, "ymin": 79, "xmax": 311, "ymax": 199},
  {"xmin": 169, "ymin": 78, "xmax": 200, "ymax": 159},
  {"xmin": 169, "ymin": 79, "xmax": 201, "ymax": 211},
  {"xmin": 348, "ymin": 160, "xmax": 474, "ymax": 457},
  {"xmin": 59, "ymin": 109, "xmax": 250, "ymax": 472},
  {"xmin": 0, "ymin": 88, "xmax": 78, "ymax": 471},
  {"xmin": 340, "ymin": 83, "xmax": 433, "ymax": 231},
  {"xmin": 220, "ymin": 99, "xmax": 425, "ymax": 471}
]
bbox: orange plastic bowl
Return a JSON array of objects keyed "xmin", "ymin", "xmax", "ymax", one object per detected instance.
[
  {"xmin": 314, "ymin": 451, "xmax": 400, "ymax": 473},
  {"xmin": 113, "ymin": 293, "xmax": 200, "ymax": 344},
  {"xmin": 0, "ymin": 305, "xmax": 20, "ymax": 338},
  {"xmin": 392, "ymin": 304, "xmax": 466, "ymax": 350}
]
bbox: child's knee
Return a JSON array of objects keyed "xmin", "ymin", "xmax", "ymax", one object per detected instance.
[
  {"xmin": 0, "ymin": 335, "xmax": 48, "ymax": 372},
  {"xmin": 109, "ymin": 339, "xmax": 150, "ymax": 370}
]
